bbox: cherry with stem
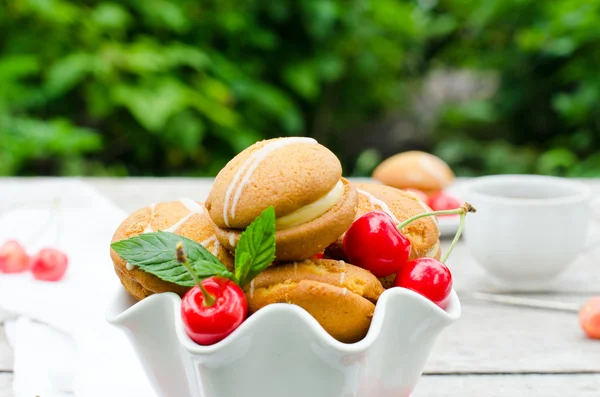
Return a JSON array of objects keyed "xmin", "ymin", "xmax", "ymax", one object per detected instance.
[
  {"xmin": 176, "ymin": 242, "xmax": 215, "ymax": 307},
  {"xmin": 395, "ymin": 203, "xmax": 476, "ymax": 309},
  {"xmin": 177, "ymin": 242, "xmax": 248, "ymax": 345}
]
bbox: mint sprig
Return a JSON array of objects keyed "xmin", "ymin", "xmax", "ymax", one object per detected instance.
[
  {"xmin": 234, "ymin": 206, "xmax": 276, "ymax": 288},
  {"xmin": 111, "ymin": 231, "xmax": 234, "ymax": 287},
  {"xmin": 110, "ymin": 206, "xmax": 277, "ymax": 289}
]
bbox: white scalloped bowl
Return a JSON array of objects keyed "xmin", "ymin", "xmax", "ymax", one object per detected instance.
[{"xmin": 106, "ymin": 286, "xmax": 460, "ymax": 397}]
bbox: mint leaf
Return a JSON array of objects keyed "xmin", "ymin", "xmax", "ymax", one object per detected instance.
[
  {"xmin": 111, "ymin": 231, "xmax": 233, "ymax": 287},
  {"xmin": 235, "ymin": 206, "xmax": 276, "ymax": 287},
  {"xmin": 234, "ymin": 251, "xmax": 252, "ymax": 286}
]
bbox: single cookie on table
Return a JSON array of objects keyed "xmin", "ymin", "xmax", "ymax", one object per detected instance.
[
  {"xmin": 245, "ymin": 258, "xmax": 384, "ymax": 343},
  {"xmin": 110, "ymin": 199, "xmax": 234, "ymax": 301},
  {"xmin": 206, "ymin": 137, "xmax": 358, "ymax": 261},
  {"xmin": 326, "ymin": 183, "xmax": 441, "ymax": 289},
  {"xmin": 372, "ymin": 151, "xmax": 454, "ymax": 196}
]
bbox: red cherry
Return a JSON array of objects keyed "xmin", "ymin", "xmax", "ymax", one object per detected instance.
[
  {"xmin": 395, "ymin": 257, "xmax": 452, "ymax": 309},
  {"xmin": 343, "ymin": 211, "xmax": 411, "ymax": 278},
  {"xmin": 0, "ymin": 240, "xmax": 30, "ymax": 273},
  {"xmin": 579, "ymin": 297, "xmax": 600, "ymax": 339},
  {"xmin": 428, "ymin": 191, "xmax": 462, "ymax": 216},
  {"xmin": 30, "ymin": 248, "xmax": 69, "ymax": 281},
  {"xmin": 404, "ymin": 188, "xmax": 429, "ymax": 204},
  {"xmin": 181, "ymin": 276, "xmax": 248, "ymax": 345}
]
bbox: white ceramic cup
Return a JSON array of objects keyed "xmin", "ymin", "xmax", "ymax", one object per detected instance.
[{"xmin": 461, "ymin": 175, "xmax": 592, "ymax": 291}]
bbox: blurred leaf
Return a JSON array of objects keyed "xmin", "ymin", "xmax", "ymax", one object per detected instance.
[
  {"xmin": 301, "ymin": 0, "xmax": 339, "ymax": 39},
  {"xmin": 164, "ymin": 110, "xmax": 205, "ymax": 152},
  {"xmin": 0, "ymin": 55, "xmax": 40, "ymax": 81},
  {"xmin": 45, "ymin": 53, "xmax": 93, "ymax": 97},
  {"xmin": 441, "ymin": 100, "xmax": 497, "ymax": 127},
  {"xmin": 427, "ymin": 15, "xmax": 458, "ymax": 38},
  {"xmin": 353, "ymin": 148, "xmax": 381, "ymax": 176},
  {"xmin": 130, "ymin": 0, "xmax": 189, "ymax": 32},
  {"xmin": 117, "ymin": 40, "xmax": 209, "ymax": 74},
  {"xmin": 112, "ymin": 79, "xmax": 188, "ymax": 132},
  {"xmin": 283, "ymin": 62, "xmax": 319, "ymax": 100},
  {"xmin": 317, "ymin": 55, "xmax": 344, "ymax": 82},
  {"xmin": 91, "ymin": 2, "xmax": 131, "ymax": 30},
  {"xmin": 22, "ymin": 0, "xmax": 81, "ymax": 24},
  {"xmin": 536, "ymin": 148, "xmax": 577, "ymax": 175},
  {"xmin": 544, "ymin": 37, "xmax": 576, "ymax": 56}
]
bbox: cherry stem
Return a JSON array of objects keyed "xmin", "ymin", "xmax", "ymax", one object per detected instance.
[
  {"xmin": 441, "ymin": 211, "xmax": 466, "ymax": 263},
  {"xmin": 397, "ymin": 202, "xmax": 476, "ymax": 231},
  {"xmin": 176, "ymin": 242, "xmax": 216, "ymax": 307},
  {"xmin": 396, "ymin": 202, "xmax": 476, "ymax": 263}
]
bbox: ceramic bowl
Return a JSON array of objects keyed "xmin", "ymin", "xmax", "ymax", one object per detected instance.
[
  {"xmin": 106, "ymin": 287, "xmax": 460, "ymax": 397},
  {"xmin": 461, "ymin": 175, "xmax": 592, "ymax": 291}
]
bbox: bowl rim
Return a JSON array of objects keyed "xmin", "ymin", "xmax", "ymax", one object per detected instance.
[
  {"xmin": 460, "ymin": 174, "xmax": 592, "ymax": 207},
  {"xmin": 106, "ymin": 286, "xmax": 461, "ymax": 356}
]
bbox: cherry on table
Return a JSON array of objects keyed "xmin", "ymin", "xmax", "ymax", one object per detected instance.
[
  {"xmin": 0, "ymin": 240, "xmax": 30, "ymax": 274},
  {"xmin": 579, "ymin": 297, "xmax": 600, "ymax": 339},
  {"xmin": 428, "ymin": 191, "xmax": 462, "ymax": 215},
  {"xmin": 394, "ymin": 257, "xmax": 453, "ymax": 309},
  {"xmin": 343, "ymin": 211, "xmax": 411, "ymax": 278},
  {"xmin": 181, "ymin": 276, "xmax": 248, "ymax": 345},
  {"xmin": 30, "ymin": 248, "xmax": 69, "ymax": 281}
]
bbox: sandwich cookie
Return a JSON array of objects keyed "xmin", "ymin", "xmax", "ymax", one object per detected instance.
[
  {"xmin": 327, "ymin": 183, "xmax": 441, "ymax": 288},
  {"xmin": 206, "ymin": 137, "xmax": 358, "ymax": 261},
  {"xmin": 110, "ymin": 199, "xmax": 234, "ymax": 301},
  {"xmin": 373, "ymin": 151, "xmax": 454, "ymax": 196},
  {"xmin": 245, "ymin": 258, "xmax": 384, "ymax": 343}
]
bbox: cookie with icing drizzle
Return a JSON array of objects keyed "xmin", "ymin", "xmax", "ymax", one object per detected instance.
[
  {"xmin": 110, "ymin": 199, "xmax": 234, "ymax": 300},
  {"xmin": 206, "ymin": 137, "xmax": 358, "ymax": 261},
  {"xmin": 245, "ymin": 258, "xmax": 384, "ymax": 343}
]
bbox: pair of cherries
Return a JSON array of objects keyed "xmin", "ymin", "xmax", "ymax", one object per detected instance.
[
  {"xmin": 0, "ymin": 240, "xmax": 69, "ymax": 281},
  {"xmin": 344, "ymin": 200, "xmax": 474, "ymax": 309}
]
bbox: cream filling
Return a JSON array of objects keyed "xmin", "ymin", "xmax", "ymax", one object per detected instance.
[
  {"xmin": 425, "ymin": 241, "xmax": 440, "ymax": 258},
  {"xmin": 275, "ymin": 180, "xmax": 344, "ymax": 230}
]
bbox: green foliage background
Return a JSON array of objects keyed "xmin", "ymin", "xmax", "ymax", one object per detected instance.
[{"xmin": 1, "ymin": 0, "xmax": 599, "ymax": 177}]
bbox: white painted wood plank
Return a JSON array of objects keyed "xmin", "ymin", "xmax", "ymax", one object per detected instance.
[
  {"xmin": 0, "ymin": 374, "xmax": 12, "ymax": 397},
  {"xmin": 425, "ymin": 294, "xmax": 600, "ymax": 373},
  {"xmin": 414, "ymin": 374, "xmax": 600, "ymax": 397},
  {"xmin": 0, "ymin": 326, "xmax": 12, "ymax": 372},
  {"xmin": 4, "ymin": 373, "xmax": 597, "ymax": 397}
]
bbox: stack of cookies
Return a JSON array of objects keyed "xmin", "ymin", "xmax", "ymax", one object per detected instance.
[{"xmin": 110, "ymin": 137, "xmax": 441, "ymax": 342}]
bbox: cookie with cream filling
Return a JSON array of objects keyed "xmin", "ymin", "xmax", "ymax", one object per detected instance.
[
  {"xmin": 110, "ymin": 199, "xmax": 234, "ymax": 301},
  {"xmin": 245, "ymin": 258, "xmax": 384, "ymax": 343},
  {"xmin": 206, "ymin": 137, "xmax": 358, "ymax": 261}
]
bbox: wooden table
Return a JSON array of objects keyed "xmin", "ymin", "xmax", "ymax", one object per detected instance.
[{"xmin": 2, "ymin": 178, "xmax": 600, "ymax": 396}]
